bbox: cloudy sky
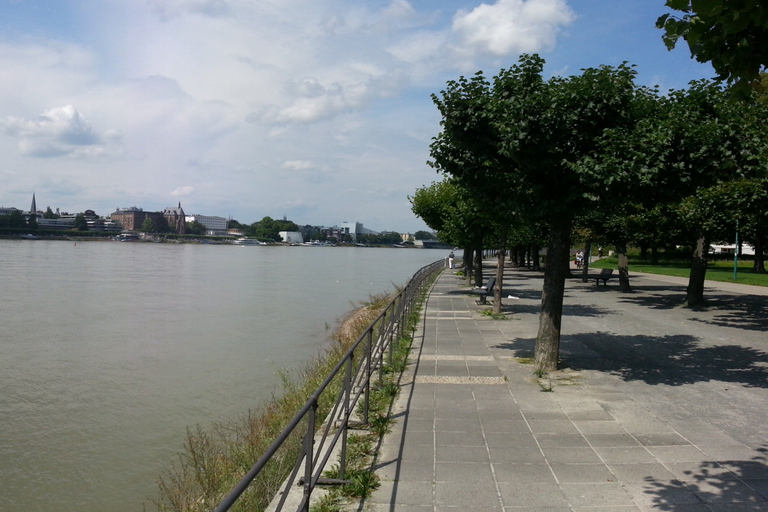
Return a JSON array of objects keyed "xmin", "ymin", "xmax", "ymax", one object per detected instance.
[{"xmin": 0, "ymin": 0, "xmax": 714, "ymax": 232}]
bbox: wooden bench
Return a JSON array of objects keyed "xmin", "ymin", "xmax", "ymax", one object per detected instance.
[
  {"xmin": 594, "ymin": 268, "xmax": 614, "ymax": 286},
  {"xmin": 468, "ymin": 277, "xmax": 496, "ymax": 304}
]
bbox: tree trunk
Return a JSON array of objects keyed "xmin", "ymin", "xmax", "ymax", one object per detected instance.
[
  {"xmin": 651, "ymin": 243, "xmax": 659, "ymax": 265},
  {"xmin": 474, "ymin": 247, "xmax": 484, "ymax": 287},
  {"xmin": 753, "ymin": 231, "xmax": 766, "ymax": 274},
  {"xmin": 581, "ymin": 241, "xmax": 592, "ymax": 283},
  {"xmin": 493, "ymin": 235, "xmax": 507, "ymax": 314},
  {"xmin": 616, "ymin": 243, "xmax": 631, "ymax": 292},
  {"xmin": 534, "ymin": 217, "xmax": 571, "ymax": 372},
  {"xmin": 639, "ymin": 243, "xmax": 648, "ymax": 260},
  {"xmin": 532, "ymin": 245, "xmax": 541, "ymax": 270},
  {"xmin": 463, "ymin": 248, "xmax": 473, "ymax": 284},
  {"xmin": 685, "ymin": 232, "xmax": 709, "ymax": 307}
]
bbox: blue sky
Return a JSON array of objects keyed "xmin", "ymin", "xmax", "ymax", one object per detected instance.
[{"xmin": 0, "ymin": 0, "xmax": 714, "ymax": 232}]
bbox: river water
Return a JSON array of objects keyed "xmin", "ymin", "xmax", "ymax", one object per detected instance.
[{"xmin": 0, "ymin": 240, "xmax": 442, "ymax": 512}]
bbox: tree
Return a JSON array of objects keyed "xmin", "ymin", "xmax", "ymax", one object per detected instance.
[
  {"xmin": 657, "ymin": 0, "xmax": 768, "ymax": 93},
  {"xmin": 431, "ymin": 55, "xmax": 641, "ymax": 371},
  {"xmin": 141, "ymin": 218, "xmax": 155, "ymax": 233},
  {"xmin": 252, "ymin": 216, "xmax": 298, "ymax": 241},
  {"xmin": 256, "ymin": 216, "xmax": 280, "ymax": 241},
  {"xmin": 414, "ymin": 230, "xmax": 435, "ymax": 240},
  {"xmin": 27, "ymin": 215, "xmax": 38, "ymax": 230},
  {"xmin": 186, "ymin": 220, "xmax": 206, "ymax": 235},
  {"xmin": 429, "ymin": 68, "xmax": 526, "ymax": 311},
  {"xmin": 74, "ymin": 213, "xmax": 88, "ymax": 231},
  {"xmin": 652, "ymin": 81, "xmax": 760, "ymax": 306},
  {"xmin": 44, "ymin": 206, "xmax": 57, "ymax": 219},
  {"xmin": 8, "ymin": 209, "xmax": 24, "ymax": 228},
  {"xmin": 410, "ymin": 179, "xmax": 489, "ymax": 287}
]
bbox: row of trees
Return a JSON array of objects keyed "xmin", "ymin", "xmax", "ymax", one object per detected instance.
[
  {"xmin": 227, "ymin": 216, "xmax": 300, "ymax": 242},
  {"xmin": 413, "ymin": 53, "xmax": 768, "ymax": 373}
]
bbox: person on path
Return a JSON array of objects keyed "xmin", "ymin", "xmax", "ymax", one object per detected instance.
[{"xmin": 448, "ymin": 251, "xmax": 455, "ymax": 269}]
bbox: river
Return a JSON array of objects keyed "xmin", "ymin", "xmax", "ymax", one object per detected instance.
[{"xmin": 0, "ymin": 240, "xmax": 443, "ymax": 512}]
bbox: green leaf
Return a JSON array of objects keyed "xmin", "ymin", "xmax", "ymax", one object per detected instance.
[
  {"xmin": 667, "ymin": 0, "xmax": 691, "ymax": 12},
  {"xmin": 691, "ymin": 0, "xmax": 722, "ymax": 17}
]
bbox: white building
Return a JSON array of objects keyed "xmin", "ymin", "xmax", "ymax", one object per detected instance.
[
  {"xmin": 38, "ymin": 218, "xmax": 75, "ymax": 229},
  {"xmin": 279, "ymin": 231, "xmax": 304, "ymax": 243},
  {"xmin": 185, "ymin": 214, "xmax": 228, "ymax": 236},
  {"xmin": 710, "ymin": 244, "xmax": 756, "ymax": 256}
]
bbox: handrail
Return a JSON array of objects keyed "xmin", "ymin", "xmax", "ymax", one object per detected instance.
[{"xmin": 214, "ymin": 258, "xmax": 444, "ymax": 512}]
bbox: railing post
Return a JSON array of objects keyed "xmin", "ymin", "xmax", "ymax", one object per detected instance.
[
  {"xmin": 340, "ymin": 354, "xmax": 352, "ymax": 479},
  {"xmin": 364, "ymin": 329, "xmax": 372, "ymax": 424},
  {"xmin": 302, "ymin": 399, "xmax": 317, "ymax": 512},
  {"xmin": 388, "ymin": 308, "xmax": 395, "ymax": 369},
  {"xmin": 379, "ymin": 310, "xmax": 387, "ymax": 386}
]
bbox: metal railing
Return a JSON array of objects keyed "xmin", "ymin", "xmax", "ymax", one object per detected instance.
[{"xmin": 214, "ymin": 259, "xmax": 444, "ymax": 512}]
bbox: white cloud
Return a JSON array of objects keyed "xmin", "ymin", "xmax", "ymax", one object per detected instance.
[
  {"xmin": 0, "ymin": 105, "xmax": 122, "ymax": 158},
  {"xmin": 383, "ymin": 0, "xmax": 416, "ymax": 20},
  {"xmin": 282, "ymin": 160, "xmax": 313, "ymax": 171},
  {"xmin": 171, "ymin": 186, "xmax": 195, "ymax": 197},
  {"xmin": 247, "ymin": 78, "xmax": 376, "ymax": 125},
  {"xmin": 452, "ymin": 0, "xmax": 575, "ymax": 55}
]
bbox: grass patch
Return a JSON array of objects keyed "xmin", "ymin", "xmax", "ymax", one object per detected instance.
[
  {"xmin": 480, "ymin": 309, "xmax": 508, "ymax": 320},
  {"xmin": 591, "ymin": 257, "xmax": 768, "ymax": 287}
]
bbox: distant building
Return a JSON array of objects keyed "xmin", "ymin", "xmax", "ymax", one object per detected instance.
[
  {"xmin": 279, "ymin": 231, "xmax": 304, "ymax": 243},
  {"xmin": 163, "ymin": 203, "xmax": 186, "ymax": 234},
  {"xmin": 110, "ymin": 207, "xmax": 165, "ymax": 231},
  {"xmin": 340, "ymin": 221, "xmax": 378, "ymax": 242},
  {"xmin": 185, "ymin": 214, "xmax": 228, "ymax": 236},
  {"xmin": 38, "ymin": 218, "xmax": 75, "ymax": 229},
  {"xmin": 0, "ymin": 207, "xmax": 20, "ymax": 216},
  {"xmin": 86, "ymin": 219, "xmax": 121, "ymax": 232},
  {"xmin": 710, "ymin": 244, "xmax": 756, "ymax": 256}
]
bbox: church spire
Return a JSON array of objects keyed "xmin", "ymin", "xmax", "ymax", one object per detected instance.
[{"xmin": 30, "ymin": 193, "xmax": 37, "ymax": 214}]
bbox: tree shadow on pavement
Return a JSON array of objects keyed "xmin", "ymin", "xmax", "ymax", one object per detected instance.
[
  {"xmin": 494, "ymin": 332, "xmax": 768, "ymax": 388},
  {"xmin": 596, "ymin": 285, "xmax": 689, "ymax": 309},
  {"xmin": 638, "ymin": 447, "xmax": 768, "ymax": 510},
  {"xmin": 613, "ymin": 286, "xmax": 768, "ymax": 331},
  {"xmin": 687, "ymin": 294, "xmax": 768, "ymax": 332}
]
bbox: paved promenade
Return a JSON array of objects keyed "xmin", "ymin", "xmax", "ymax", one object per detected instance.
[{"xmin": 365, "ymin": 266, "xmax": 768, "ymax": 511}]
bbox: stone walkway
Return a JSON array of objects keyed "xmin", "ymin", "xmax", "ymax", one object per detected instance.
[{"xmin": 365, "ymin": 267, "xmax": 768, "ymax": 511}]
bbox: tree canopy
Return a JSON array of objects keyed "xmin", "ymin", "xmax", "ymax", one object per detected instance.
[
  {"xmin": 429, "ymin": 54, "xmax": 642, "ymax": 370},
  {"xmin": 657, "ymin": 0, "xmax": 768, "ymax": 92}
]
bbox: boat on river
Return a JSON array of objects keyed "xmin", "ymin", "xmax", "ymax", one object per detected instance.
[{"xmin": 233, "ymin": 237, "xmax": 266, "ymax": 246}]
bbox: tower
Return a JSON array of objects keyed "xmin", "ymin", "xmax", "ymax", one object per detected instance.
[{"xmin": 30, "ymin": 193, "xmax": 37, "ymax": 215}]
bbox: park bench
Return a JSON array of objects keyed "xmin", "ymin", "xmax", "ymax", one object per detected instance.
[
  {"xmin": 594, "ymin": 268, "xmax": 614, "ymax": 286},
  {"xmin": 468, "ymin": 277, "xmax": 496, "ymax": 304}
]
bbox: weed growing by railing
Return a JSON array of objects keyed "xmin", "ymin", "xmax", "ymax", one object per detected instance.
[
  {"xmin": 309, "ymin": 280, "xmax": 433, "ymax": 512},
  {"xmin": 153, "ymin": 294, "xmax": 392, "ymax": 512}
]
